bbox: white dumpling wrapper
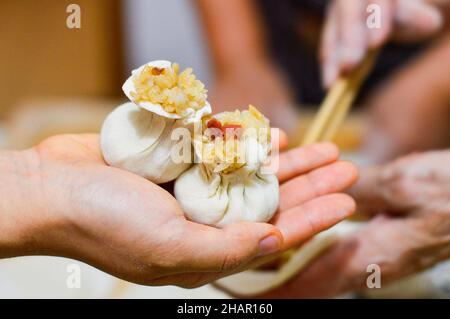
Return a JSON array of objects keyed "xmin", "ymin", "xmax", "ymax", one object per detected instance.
[
  {"xmin": 174, "ymin": 163, "xmax": 279, "ymax": 228},
  {"xmin": 175, "ymin": 106, "xmax": 278, "ymax": 227},
  {"xmin": 122, "ymin": 60, "xmax": 211, "ymax": 124},
  {"xmin": 100, "ymin": 102, "xmax": 192, "ymax": 184}
]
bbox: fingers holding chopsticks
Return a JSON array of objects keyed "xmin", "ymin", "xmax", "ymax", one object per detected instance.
[
  {"xmin": 321, "ymin": 0, "xmax": 378, "ymax": 88},
  {"xmin": 321, "ymin": 0, "xmax": 444, "ymax": 88}
]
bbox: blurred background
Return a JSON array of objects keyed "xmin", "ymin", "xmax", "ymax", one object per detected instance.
[
  {"xmin": 0, "ymin": 0, "xmax": 371, "ymax": 152},
  {"xmin": 0, "ymin": 0, "xmax": 212, "ymax": 150},
  {"xmin": 0, "ymin": 0, "xmax": 449, "ymax": 298}
]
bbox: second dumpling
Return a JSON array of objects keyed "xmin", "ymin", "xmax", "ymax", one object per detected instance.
[{"xmin": 174, "ymin": 106, "xmax": 279, "ymax": 227}]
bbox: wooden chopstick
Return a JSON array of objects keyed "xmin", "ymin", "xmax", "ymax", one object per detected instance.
[
  {"xmin": 302, "ymin": 49, "xmax": 379, "ymax": 145},
  {"xmin": 279, "ymin": 50, "xmax": 379, "ymax": 265}
]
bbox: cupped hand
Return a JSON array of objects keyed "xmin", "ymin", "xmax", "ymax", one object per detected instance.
[
  {"xmin": 321, "ymin": 0, "xmax": 447, "ymax": 87},
  {"xmin": 258, "ymin": 150, "xmax": 450, "ymax": 298},
  {"xmin": 11, "ymin": 134, "xmax": 357, "ymax": 288}
]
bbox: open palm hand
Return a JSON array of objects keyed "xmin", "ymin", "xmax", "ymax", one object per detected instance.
[{"xmin": 14, "ymin": 134, "xmax": 357, "ymax": 287}]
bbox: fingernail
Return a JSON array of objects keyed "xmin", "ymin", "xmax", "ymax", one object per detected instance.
[
  {"xmin": 339, "ymin": 199, "xmax": 356, "ymax": 218},
  {"xmin": 427, "ymin": 9, "xmax": 443, "ymax": 30},
  {"xmin": 341, "ymin": 47, "xmax": 365, "ymax": 68},
  {"xmin": 258, "ymin": 235, "xmax": 281, "ymax": 256},
  {"xmin": 338, "ymin": 207, "xmax": 353, "ymax": 219},
  {"xmin": 323, "ymin": 63, "xmax": 337, "ymax": 88},
  {"xmin": 370, "ymin": 29, "xmax": 386, "ymax": 48}
]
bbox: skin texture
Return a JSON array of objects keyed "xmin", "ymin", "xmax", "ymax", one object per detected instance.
[
  {"xmin": 0, "ymin": 134, "xmax": 357, "ymax": 288},
  {"xmin": 361, "ymin": 34, "xmax": 450, "ymax": 163},
  {"xmin": 258, "ymin": 150, "xmax": 450, "ymax": 298}
]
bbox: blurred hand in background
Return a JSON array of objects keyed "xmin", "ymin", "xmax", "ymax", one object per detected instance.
[
  {"xmin": 258, "ymin": 150, "xmax": 450, "ymax": 298},
  {"xmin": 209, "ymin": 58, "xmax": 298, "ymax": 133},
  {"xmin": 197, "ymin": 0, "xmax": 449, "ymax": 160},
  {"xmin": 321, "ymin": 0, "xmax": 448, "ymax": 87},
  {"xmin": 196, "ymin": 0, "xmax": 299, "ymax": 133}
]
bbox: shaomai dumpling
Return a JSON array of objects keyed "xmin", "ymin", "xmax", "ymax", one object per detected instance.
[
  {"xmin": 101, "ymin": 60, "xmax": 211, "ymax": 183},
  {"xmin": 174, "ymin": 105, "xmax": 279, "ymax": 227}
]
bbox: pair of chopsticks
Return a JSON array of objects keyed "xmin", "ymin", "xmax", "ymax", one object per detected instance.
[{"xmin": 302, "ymin": 49, "xmax": 379, "ymax": 146}]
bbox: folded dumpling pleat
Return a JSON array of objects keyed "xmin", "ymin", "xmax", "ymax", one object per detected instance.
[{"xmin": 174, "ymin": 164, "xmax": 279, "ymax": 227}]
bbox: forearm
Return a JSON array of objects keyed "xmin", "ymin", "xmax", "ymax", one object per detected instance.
[
  {"xmin": 0, "ymin": 150, "xmax": 32, "ymax": 257},
  {"xmin": 364, "ymin": 34, "xmax": 450, "ymax": 161},
  {"xmin": 196, "ymin": 0, "xmax": 270, "ymax": 74},
  {"xmin": 0, "ymin": 148, "xmax": 63, "ymax": 258}
]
